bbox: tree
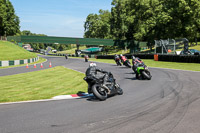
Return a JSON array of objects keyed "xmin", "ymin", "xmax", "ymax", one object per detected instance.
[
  {"xmin": 58, "ymin": 44, "xmax": 66, "ymax": 51},
  {"xmin": 0, "ymin": 0, "xmax": 20, "ymax": 36},
  {"xmin": 110, "ymin": 0, "xmax": 128, "ymax": 40},
  {"xmin": 30, "ymin": 43, "xmax": 40, "ymax": 51},
  {"xmin": 39, "ymin": 43, "xmax": 45, "ymax": 49},
  {"xmin": 21, "ymin": 30, "xmax": 32, "ymax": 36},
  {"xmin": 84, "ymin": 9, "xmax": 112, "ymax": 39},
  {"xmin": 0, "ymin": 0, "xmax": 7, "ymax": 36}
]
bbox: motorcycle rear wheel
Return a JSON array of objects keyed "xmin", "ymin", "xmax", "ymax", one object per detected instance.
[
  {"xmin": 126, "ymin": 62, "xmax": 131, "ymax": 68},
  {"xmin": 92, "ymin": 84, "xmax": 107, "ymax": 101}
]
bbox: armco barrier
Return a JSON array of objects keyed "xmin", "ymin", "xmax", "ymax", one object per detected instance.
[
  {"xmin": 158, "ymin": 54, "xmax": 200, "ymax": 63},
  {"xmin": 0, "ymin": 56, "xmax": 39, "ymax": 67},
  {"xmin": 96, "ymin": 54, "xmax": 154, "ymax": 59}
]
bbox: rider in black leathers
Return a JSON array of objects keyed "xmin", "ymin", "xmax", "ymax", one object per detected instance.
[
  {"xmin": 85, "ymin": 63, "xmax": 110, "ymax": 93},
  {"xmin": 114, "ymin": 54, "xmax": 121, "ymax": 66}
]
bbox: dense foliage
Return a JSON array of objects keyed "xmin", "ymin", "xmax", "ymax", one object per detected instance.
[
  {"xmin": 84, "ymin": 9, "xmax": 112, "ymax": 39},
  {"xmin": 84, "ymin": 0, "xmax": 200, "ymax": 43},
  {"xmin": 0, "ymin": 0, "xmax": 20, "ymax": 36}
]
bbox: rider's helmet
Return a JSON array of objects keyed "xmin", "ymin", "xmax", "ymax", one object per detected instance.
[
  {"xmin": 132, "ymin": 55, "xmax": 136, "ymax": 60},
  {"xmin": 89, "ymin": 62, "xmax": 96, "ymax": 67},
  {"xmin": 119, "ymin": 54, "xmax": 123, "ymax": 58}
]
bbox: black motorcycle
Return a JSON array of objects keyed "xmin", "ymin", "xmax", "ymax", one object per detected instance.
[
  {"xmin": 84, "ymin": 55, "xmax": 89, "ymax": 62},
  {"xmin": 65, "ymin": 54, "xmax": 68, "ymax": 59},
  {"xmin": 84, "ymin": 73, "xmax": 123, "ymax": 101},
  {"xmin": 123, "ymin": 60, "xmax": 131, "ymax": 68},
  {"xmin": 114, "ymin": 57, "xmax": 122, "ymax": 66}
]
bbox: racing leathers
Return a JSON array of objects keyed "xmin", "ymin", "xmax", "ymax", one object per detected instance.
[
  {"xmin": 120, "ymin": 56, "xmax": 128, "ymax": 64},
  {"xmin": 132, "ymin": 57, "xmax": 144, "ymax": 66},
  {"xmin": 85, "ymin": 66, "xmax": 109, "ymax": 93},
  {"xmin": 114, "ymin": 55, "xmax": 121, "ymax": 65}
]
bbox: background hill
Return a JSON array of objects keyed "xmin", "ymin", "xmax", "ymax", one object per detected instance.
[{"xmin": 0, "ymin": 41, "xmax": 37, "ymax": 61}]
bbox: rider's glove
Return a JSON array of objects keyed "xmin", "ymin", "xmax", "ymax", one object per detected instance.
[{"xmin": 107, "ymin": 72, "xmax": 111, "ymax": 75}]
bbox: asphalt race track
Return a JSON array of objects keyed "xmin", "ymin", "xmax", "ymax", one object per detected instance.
[{"xmin": 0, "ymin": 56, "xmax": 200, "ymax": 133}]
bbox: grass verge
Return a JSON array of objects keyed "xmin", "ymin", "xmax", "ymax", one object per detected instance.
[{"xmin": 0, "ymin": 66, "xmax": 87, "ymax": 103}]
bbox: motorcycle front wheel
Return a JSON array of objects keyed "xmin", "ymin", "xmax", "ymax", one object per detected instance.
[
  {"xmin": 126, "ymin": 62, "xmax": 131, "ymax": 68},
  {"xmin": 115, "ymin": 83, "xmax": 123, "ymax": 95},
  {"xmin": 92, "ymin": 84, "xmax": 108, "ymax": 101},
  {"xmin": 141, "ymin": 71, "xmax": 151, "ymax": 80},
  {"xmin": 132, "ymin": 66, "xmax": 137, "ymax": 73},
  {"xmin": 118, "ymin": 62, "xmax": 122, "ymax": 66}
]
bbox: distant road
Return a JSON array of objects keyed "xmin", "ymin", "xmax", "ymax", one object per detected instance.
[{"xmin": 0, "ymin": 55, "xmax": 66, "ymax": 76}]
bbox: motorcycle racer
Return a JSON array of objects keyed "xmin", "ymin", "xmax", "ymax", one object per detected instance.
[{"xmin": 85, "ymin": 62, "xmax": 109, "ymax": 93}]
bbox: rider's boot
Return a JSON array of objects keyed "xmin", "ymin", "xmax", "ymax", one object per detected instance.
[{"xmin": 88, "ymin": 84, "xmax": 92, "ymax": 94}]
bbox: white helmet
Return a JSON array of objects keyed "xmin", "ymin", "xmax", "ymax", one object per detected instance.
[
  {"xmin": 89, "ymin": 62, "xmax": 96, "ymax": 67},
  {"xmin": 132, "ymin": 55, "xmax": 136, "ymax": 60}
]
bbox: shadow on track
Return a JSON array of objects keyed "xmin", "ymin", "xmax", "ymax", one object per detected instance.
[
  {"xmin": 125, "ymin": 72, "xmax": 135, "ymax": 74},
  {"xmin": 86, "ymin": 97, "xmax": 102, "ymax": 102},
  {"xmin": 118, "ymin": 67, "xmax": 132, "ymax": 69},
  {"xmin": 125, "ymin": 77, "xmax": 137, "ymax": 80}
]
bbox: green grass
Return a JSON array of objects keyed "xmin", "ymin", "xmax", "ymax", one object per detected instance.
[
  {"xmin": 57, "ymin": 46, "xmax": 87, "ymax": 54},
  {"xmin": 86, "ymin": 58, "xmax": 200, "ymax": 71},
  {"xmin": 190, "ymin": 45, "xmax": 200, "ymax": 51},
  {"xmin": 0, "ymin": 40, "xmax": 37, "ymax": 61},
  {"xmin": 142, "ymin": 59, "xmax": 200, "ymax": 71},
  {"xmin": 0, "ymin": 57, "xmax": 46, "ymax": 69},
  {"xmin": 0, "ymin": 66, "xmax": 87, "ymax": 103},
  {"xmin": 107, "ymin": 49, "xmax": 130, "ymax": 55}
]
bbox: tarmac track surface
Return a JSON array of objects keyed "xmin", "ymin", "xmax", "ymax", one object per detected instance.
[{"xmin": 0, "ymin": 56, "xmax": 200, "ymax": 133}]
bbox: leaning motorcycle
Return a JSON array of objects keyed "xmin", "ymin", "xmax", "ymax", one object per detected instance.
[
  {"xmin": 136, "ymin": 64, "xmax": 152, "ymax": 80},
  {"xmin": 115, "ymin": 57, "xmax": 122, "ymax": 66},
  {"xmin": 123, "ymin": 60, "xmax": 131, "ymax": 68},
  {"xmin": 84, "ymin": 73, "xmax": 123, "ymax": 101},
  {"xmin": 84, "ymin": 55, "xmax": 89, "ymax": 62}
]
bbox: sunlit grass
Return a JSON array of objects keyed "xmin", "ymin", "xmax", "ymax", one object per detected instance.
[
  {"xmin": 0, "ymin": 66, "xmax": 87, "ymax": 103},
  {"xmin": 0, "ymin": 40, "xmax": 37, "ymax": 60}
]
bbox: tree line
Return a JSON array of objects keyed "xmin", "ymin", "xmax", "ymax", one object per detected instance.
[{"xmin": 84, "ymin": 0, "xmax": 200, "ymax": 44}]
